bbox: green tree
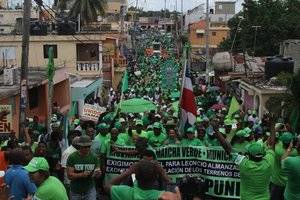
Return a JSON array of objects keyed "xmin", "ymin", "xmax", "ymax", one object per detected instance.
[
  {"xmin": 59, "ymin": 0, "xmax": 107, "ymax": 24},
  {"xmin": 219, "ymin": 0, "xmax": 300, "ymax": 56},
  {"xmin": 265, "ymin": 72, "xmax": 300, "ymax": 132}
]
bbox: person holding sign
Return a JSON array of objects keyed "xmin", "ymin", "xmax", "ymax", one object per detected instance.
[
  {"xmin": 213, "ymin": 121, "xmax": 276, "ymax": 200},
  {"xmin": 148, "ymin": 122, "xmax": 167, "ymax": 147},
  {"xmin": 180, "ymin": 127, "xmax": 203, "ymax": 146}
]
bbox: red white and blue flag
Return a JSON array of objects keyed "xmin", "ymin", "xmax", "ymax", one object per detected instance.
[{"xmin": 179, "ymin": 67, "xmax": 197, "ymax": 134}]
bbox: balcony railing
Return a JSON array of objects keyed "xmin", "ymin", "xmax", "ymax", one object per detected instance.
[{"xmin": 76, "ymin": 61, "xmax": 100, "ymax": 72}]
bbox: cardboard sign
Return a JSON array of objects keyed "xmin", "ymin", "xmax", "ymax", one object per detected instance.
[
  {"xmin": 81, "ymin": 104, "xmax": 106, "ymax": 122},
  {"xmin": 0, "ymin": 105, "xmax": 12, "ymax": 133}
]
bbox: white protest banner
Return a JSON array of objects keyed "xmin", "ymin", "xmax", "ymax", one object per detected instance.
[
  {"xmin": 0, "ymin": 105, "xmax": 12, "ymax": 133},
  {"xmin": 81, "ymin": 104, "xmax": 106, "ymax": 122}
]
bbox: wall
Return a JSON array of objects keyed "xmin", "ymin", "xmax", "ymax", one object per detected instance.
[
  {"xmin": 184, "ymin": 6, "xmax": 204, "ymax": 30},
  {"xmin": 53, "ymin": 79, "xmax": 71, "ymax": 114},
  {"xmin": 281, "ymin": 40, "xmax": 300, "ymax": 73},
  {"xmin": 0, "ymin": 34, "xmax": 105, "ymax": 76},
  {"xmin": 188, "ymin": 21, "xmax": 230, "ymax": 50},
  {"xmin": 215, "ymin": 2, "xmax": 235, "ymax": 14}
]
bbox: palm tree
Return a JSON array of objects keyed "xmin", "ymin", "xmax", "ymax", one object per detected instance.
[{"xmin": 58, "ymin": 0, "xmax": 107, "ymax": 25}]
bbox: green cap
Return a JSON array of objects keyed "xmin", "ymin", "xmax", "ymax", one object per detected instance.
[
  {"xmin": 236, "ymin": 130, "xmax": 249, "ymax": 138},
  {"xmin": 224, "ymin": 119, "xmax": 233, "ymax": 126},
  {"xmin": 243, "ymin": 127, "xmax": 252, "ymax": 136},
  {"xmin": 135, "ymin": 120, "xmax": 144, "ymax": 126},
  {"xmin": 114, "ymin": 121, "xmax": 122, "ymax": 130},
  {"xmin": 186, "ymin": 127, "xmax": 195, "ymax": 134},
  {"xmin": 24, "ymin": 157, "xmax": 49, "ymax": 173},
  {"xmin": 219, "ymin": 128, "xmax": 226, "ymax": 135},
  {"xmin": 74, "ymin": 119, "xmax": 80, "ymax": 125},
  {"xmin": 246, "ymin": 143, "xmax": 265, "ymax": 158},
  {"xmin": 97, "ymin": 123, "xmax": 109, "ymax": 130},
  {"xmin": 280, "ymin": 132, "xmax": 295, "ymax": 144},
  {"xmin": 153, "ymin": 122, "xmax": 161, "ymax": 129}
]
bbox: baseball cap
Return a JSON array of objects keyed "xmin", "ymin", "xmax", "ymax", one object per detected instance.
[
  {"xmin": 153, "ymin": 122, "xmax": 161, "ymax": 129},
  {"xmin": 77, "ymin": 135, "xmax": 92, "ymax": 147},
  {"xmin": 236, "ymin": 130, "xmax": 249, "ymax": 138},
  {"xmin": 243, "ymin": 127, "xmax": 252, "ymax": 136},
  {"xmin": 74, "ymin": 119, "xmax": 80, "ymax": 125},
  {"xmin": 119, "ymin": 118, "xmax": 126, "ymax": 123},
  {"xmin": 97, "ymin": 123, "xmax": 109, "ymax": 130},
  {"xmin": 224, "ymin": 119, "xmax": 233, "ymax": 126},
  {"xmin": 246, "ymin": 143, "xmax": 265, "ymax": 158},
  {"xmin": 135, "ymin": 120, "xmax": 144, "ymax": 126},
  {"xmin": 25, "ymin": 157, "xmax": 49, "ymax": 173},
  {"xmin": 280, "ymin": 132, "xmax": 295, "ymax": 144},
  {"xmin": 186, "ymin": 127, "xmax": 195, "ymax": 134}
]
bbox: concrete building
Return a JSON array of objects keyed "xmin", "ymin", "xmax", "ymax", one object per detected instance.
[
  {"xmin": 0, "ymin": 67, "xmax": 70, "ymax": 137},
  {"xmin": 0, "ymin": 34, "xmax": 126, "ymax": 86},
  {"xmin": 184, "ymin": 5, "xmax": 204, "ymax": 31},
  {"xmin": 106, "ymin": 0, "xmax": 128, "ymax": 14},
  {"xmin": 0, "ymin": 8, "xmax": 39, "ymax": 34},
  {"xmin": 280, "ymin": 39, "xmax": 300, "ymax": 73},
  {"xmin": 188, "ymin": 20, "xmax": 230, "ymax": 53},
  {"xmin": 210, "ymin": 1, "xmax": 235, "ymax": 24},
  {"xmin": 234, "ymin": 78, "xmax": 286, "ymax": 119}
]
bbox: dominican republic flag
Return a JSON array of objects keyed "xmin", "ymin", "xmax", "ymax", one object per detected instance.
[{"xmin": 179, "ymin": 67, "xmax": 197, "ymax": 134}]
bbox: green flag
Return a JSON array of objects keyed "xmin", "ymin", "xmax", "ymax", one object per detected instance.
[
  {"xmin": 47, "ymin": 47, "xmax": 55, "ymax": 82},
  {"xmin": 121, "ymin": 70, "xmax": 128, "ymax": 93},
  {"xmin": 226, "ymin": 96, "xmax": 240, "ymax": 119}
]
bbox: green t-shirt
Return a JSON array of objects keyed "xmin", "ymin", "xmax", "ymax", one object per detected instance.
[
  {"xmin": 271, "ymin": 142, "xmax": 297, "ymax": 186},
  {"xmin": 91, "ymin": 133, "xmax": 111, "ymax": 156},
  {"xmin": 164, "ymin": 138, "xmax": 180, "ymax": 145},
  {"xmin": 205, "ymin": 136, "xmax": 220, "ymax": 146},
  {"xmin": 111, "ymin": 185, "xmax": 164, "ymax": 200},
  {"xmin": 100, "ymin": 138, "xmax": 126, "ymax": 155},
  {"xmin": 232, "ymin": 149, "xmax": 275, "ymax": 200},
  {"xmin": 66, "ymin": 151, "xmax": 100, "ymax": 193},
  {"xmin": 180, "ymin": 138, "xmax": 204, "ymax": 146},
  {"xmin": 118, "ymin": 133, "xmax": 135, "ymax": 146},
  {"xmin": 133, "ymin": 130, "xmax": 149, "ymax": 139},
  {"xmin": 34, "ymin": 176, "xmax": 68, "ymax": 200},
  {"xmin": 282, "ymin": 156, "xmax": 300, "ymax": 200},
  {"xmin": 147, "ymin": 131, "xmax": 167, "ymax": 147}
]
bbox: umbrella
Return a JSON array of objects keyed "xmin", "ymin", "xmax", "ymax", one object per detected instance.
[
  {"xmin": 118, "ymin": 98, "xmax": 157, "ymax": 113},
  {"xmin": 211, "ymin": 103, "xmax": 226, "ymax": 110}
]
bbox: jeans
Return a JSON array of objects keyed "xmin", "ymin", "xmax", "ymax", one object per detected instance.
[
  {"xmin": 270, "ymin": 182, "xmax": 285, "ymax": 200},
  {"xmin": 70, "ymin": 186, "xmax": 97, "ymax": 200}
]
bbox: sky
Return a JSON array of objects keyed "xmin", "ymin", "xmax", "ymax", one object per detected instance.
[{"xmin": 128, "ymin": 0, "xmax": 243, "ymax": 13}]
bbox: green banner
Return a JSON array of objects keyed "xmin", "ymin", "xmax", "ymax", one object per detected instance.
[{"xmin": 105, "ymin": 146, "xmax": 240, "ymax": 199}]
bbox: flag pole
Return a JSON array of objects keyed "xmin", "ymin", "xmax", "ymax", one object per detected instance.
[{"xmin": 179, "ymin": 45, "xmax": 188, "ymax": 106}]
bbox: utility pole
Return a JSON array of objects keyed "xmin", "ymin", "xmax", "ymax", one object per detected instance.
[
  {"xmin": 19, "ymin": 0, "xmax": 31, "ymax": 140},
  {"xmin": 251, "ymin": 25, "xmax": 261, "ymax": 56},
  {"xmin": 230, "ymin": 16, "xmax": 244, "ymax": 72},
  {"xmin": 180, "ymin": 0, "xmax": 183, "ymax": 33},
  {"xmin": 164, "ymin": 0, "xmax": 167, "ymax": 32},
  {"xmin": 205, "ymin": 0, "xmax": 210, "ymax": 82}
]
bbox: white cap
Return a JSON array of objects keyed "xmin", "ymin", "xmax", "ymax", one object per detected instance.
[
  {"xmin": 119, "ymin": 118, "xmax": 126, "ymax": 123},
  {"xmin": 155, "ymin": 114, "xmax": 161, "ymax": 118}
]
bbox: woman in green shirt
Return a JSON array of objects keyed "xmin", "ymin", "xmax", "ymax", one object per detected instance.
[{"xmin": 180, "ymin": 127, "xmax": 203, "ymax": 146}]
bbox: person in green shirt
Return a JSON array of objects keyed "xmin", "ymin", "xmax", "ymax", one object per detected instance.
[
  {"xmin": 148, "ymin": 122, "xmax": 167, "ymax": 147},
  {"xmin": 213, "ymin": 122, "xmax": 276, "ymax": 200},
  {"xmin": 196, "ymin": 124, "xmax": 207, "ymax": 145},
  {"xmin": 164, "ymin": 128, "xmax": 180, "ymax": 145},
  {"xmin": 231, "ymin": 130, "xmax": 250, "ymax": 154},
  {"xmin": 101, "ymin": 128, "xmax": 126, "ymax": 156},
  {"xmin": 91, "ymin": 123, "xmax": 111, "ymax": 157},
  {"xmin": 67, "ymin": 135, "xmax": 101, "ymax": 200},
  {"xmin": 104, "ymin": 159, "xmax": 171, "ymax": 200},
  {"xmin": 270, "ymin": 132, "xmax": 298, "ymax": 200},
  {"xmin": 181, "ymin": 127, "xmax": 204, "ymax": 146},
  {"xmin": 281, "ymin": 136, "xmax": 300, "ymax": 200},
  {"xmin": 132, "ymin": 120, "xmax": 149, "ymax": 139},
  {"xmin": 24, "ymin": 157, "xmax": 68, "ymax": 200}
]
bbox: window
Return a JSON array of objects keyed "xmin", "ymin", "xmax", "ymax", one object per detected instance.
[
  {"xmin": 28, "ymin": 87, "xmax": 39, "ymax": 109},
  {"xmin": 218, "ymin": 5, "xmax": 223, "ymax": 10},
  {"xmin": 196, "ymin": 33, "xmax": 204, "ymax": 38},
  {"xmin": 212, "ymin": 32, "xmax": 216, "ymax": 36},
  {"xmin": 43, "ymin": 44, "xmax": 57, "ymax": 58}
]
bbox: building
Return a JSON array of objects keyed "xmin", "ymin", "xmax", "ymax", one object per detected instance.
[
  {"xmin": 0, "ymin": 34, "xmax": 126, "ymax": 84},
  {"xmin": 280, "ymin": 39, "xmax": 300, "ymax": 73},
  {"xmin": 137, "ymin": 17, "xmax": 175, "ymax": 32},
  {"xmin": 233, "ymin": 78, "xmax": 286, "ymax": 119},
  {"xmin": 106, "ymin": 0, "xmax": 128, "ymax": 14},
  {"xmin": 210, "ymin": 1, "xmax": 235, "ymax": 24},
  {"xmin": 0, "ymin": 67, "xmax": 70, "ymax": 138},
  {"xmin": 0, "ymin": 8, "xmax": 39, "ymax": 34},
  {"xmin": 188, "ymin": 20, "xmax": 230, "ymax": 54},
  {"xmin": 184, "ymin": 5, "xmax": 204, "ymax": 31}
]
